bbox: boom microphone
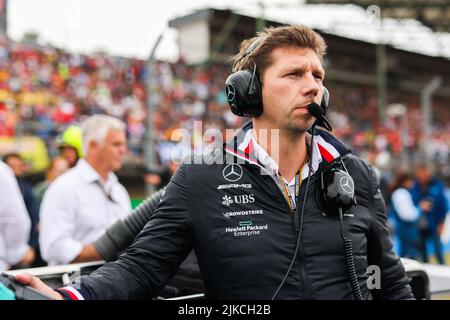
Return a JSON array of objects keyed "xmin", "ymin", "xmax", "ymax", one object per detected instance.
[
  {"xmin": 307, "ymin": 102, "xmax": 333, "ymax": 132},
  {"xmin": 307, "ymin": 102, "xmax": 324, "ymax": 119}
]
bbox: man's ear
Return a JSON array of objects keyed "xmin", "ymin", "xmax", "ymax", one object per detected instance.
[{"xmin": 88, "ymin": 139, "xmax": 99, "ymax": 152}]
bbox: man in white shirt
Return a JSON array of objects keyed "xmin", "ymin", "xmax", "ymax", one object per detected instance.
[
  {"xmin": 39, "ymin": 115, "xmax": 131, "ymax": 266},
  {"xmin": 0, "ymin": 161, "xmax": 34, "ymax": 271}
]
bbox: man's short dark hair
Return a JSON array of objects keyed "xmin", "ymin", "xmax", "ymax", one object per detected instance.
[{"xmin": 232, "ymin": 25, "xmax": 327, "ymax": 80}]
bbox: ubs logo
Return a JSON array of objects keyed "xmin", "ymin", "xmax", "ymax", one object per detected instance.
[{"xmin": 222, "ymin": 194, "xmax": 255, "ymax": 206}]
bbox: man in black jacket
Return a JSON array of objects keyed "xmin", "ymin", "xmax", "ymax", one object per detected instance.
[{"xmin": 16, "ymin": 24, "xmax": 413, "ymax": 300}]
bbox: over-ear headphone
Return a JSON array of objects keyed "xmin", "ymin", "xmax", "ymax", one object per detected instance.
[
  {"xmin": 225, "ymin": 38, "xmax": 330, "ymax": 118},
  {"xmin": 316, "ymin": 162, "xmax": 357, "ymax": 217},
  {"xmin": 225, "ymin": 38, "xmax": 264, "ymax": 117}
]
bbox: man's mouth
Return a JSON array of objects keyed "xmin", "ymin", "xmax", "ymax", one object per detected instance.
[
  {"xmin": 292, "ymin": 104, "xmax": 313, "ymax": 113},
  {"xmin": 294, "ymin": 101, "xmax": 315, "ymax": 110}
]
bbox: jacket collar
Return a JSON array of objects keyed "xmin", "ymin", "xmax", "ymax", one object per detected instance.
[
  {"xmin": 76, "ymin": 159, "xmax": 118, "ymax": 188},
  {"xmin": 224, "ymin": 120, "xmax": 351, "ymax": 171}
]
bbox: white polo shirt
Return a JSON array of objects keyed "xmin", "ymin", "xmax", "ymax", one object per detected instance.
[
  {"xmin": 0, "ymin": 161, "xmax": 31, "ymax": 271},
  {"xmin": 39, "ymin": 159, "xmax": 131, "ymax": 265}
]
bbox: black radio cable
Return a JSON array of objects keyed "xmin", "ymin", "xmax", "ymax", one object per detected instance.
[
  {"xmin": 339, "ymin": 206, "xmax": 363, "ymax": 300},
  {"xmin": 338, "ymin": 159, "xmax": 363, "ymax": 300}
]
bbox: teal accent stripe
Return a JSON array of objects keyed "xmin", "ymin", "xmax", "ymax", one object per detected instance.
[{"xmin": 239, "ymin": 221, "xmax": 252, "ymax": 227}]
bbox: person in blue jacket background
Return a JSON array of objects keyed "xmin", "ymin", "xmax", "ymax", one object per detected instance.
[
  {"xmin": 388, "ymin": 171, "xmax": 420, "ymax": 260},
  {"xmin": 411, "ymin": 163, "xmax": 449, "ymax": 265}
]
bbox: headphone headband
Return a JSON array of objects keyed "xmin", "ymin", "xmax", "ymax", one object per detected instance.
[{"xmin": 232, "ymin": 37, "xmax": 264, "ymax": 72}]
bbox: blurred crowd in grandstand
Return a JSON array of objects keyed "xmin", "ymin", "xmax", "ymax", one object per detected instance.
[
  {"xmin": 0, "ymin": 34, "xmax": 449, "ymax": 268},
  {"xmin": 328, "ymin": 83, "xmax": 449, "ymax": 173},
  {"xmin": 0, "ymin": 35, "xmax": 448, "ymax": 183},
  {"xmin": 0, "ymin": 35, "xmax": 147, "ymax": 163}
]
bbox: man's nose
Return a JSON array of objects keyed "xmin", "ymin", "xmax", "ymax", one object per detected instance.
[
  {"xmin": 120, "ymin": 144, "xmax": 128, "ymax": 154},
  {"xmin": 301, "ymin": 72, "xmax": 320, "ymax": 98}
]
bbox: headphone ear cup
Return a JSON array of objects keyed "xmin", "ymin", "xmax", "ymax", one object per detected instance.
[
  {"xmin": 225, "ymin": 70, "xmax": 262, "ymax": 117},
  {"xmin": 316, "ymin": 167, "xmax": 355, "ymax": 217}
]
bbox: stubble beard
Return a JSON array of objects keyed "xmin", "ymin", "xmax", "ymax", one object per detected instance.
[{"xmin": 283, "ymin": 113, "xmax": 314, "ymax": 135}]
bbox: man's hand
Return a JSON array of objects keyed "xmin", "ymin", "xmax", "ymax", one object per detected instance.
[
  {"xmin": 437, "ymin": 223, "xmax": 444, "ymax": 236},
  {"xmin": 144, "ymin": 173, "xmax": 162, "ymax": 186},
  {"xmin": 71, "ymin": 244, "xmax": 103, "ymax": 263},
  {"xmin": 419, "ymin": 200, "xmax": 433, "ymax": 212},
  {"xmin": 14, "ymin": 274, "xmax": 64, "ymax": 300},
  {"xmin": 19, "ymin": 248, "xmax": 36, "ymax": 266}
]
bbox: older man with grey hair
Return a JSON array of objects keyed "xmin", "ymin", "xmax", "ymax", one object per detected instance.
[{"xmin": 39, "ymin": 115, "xmax": 131, "ymax": 266}]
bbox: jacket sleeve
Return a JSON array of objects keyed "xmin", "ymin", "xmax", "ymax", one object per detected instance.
[
  {"xmin": 75, "ymin": 164, "xmax": 194, "ymax": 299},
  {"xmin": 365, "ymin": 163, "xmax": 415, "ymax": 300}
]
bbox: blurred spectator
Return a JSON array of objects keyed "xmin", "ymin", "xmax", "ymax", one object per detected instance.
[
  {"xmin": 144, "ymin": 159, "xmax": 181, "ymax": 191},
  {"xmin": 3, "ymin": 153, "xmax": 40, "ymax": 267},
  {"xmin": 0, "ymin": 160, "xmax": 34, "ymax": 271},
  {"xmin": 33, "ymin": 156, "xmax": 69, "ymax": 209},
  {"xmin": 39, "ymin": 115, "xmax": 131, "ymax": 265},
  {"xmin": 388, "ymin": 171, "xmax": 420, "ymax": 259},
  {"xmin": 144, "ymin": 166, "xmax": 172, "ymax": 191},
  {"xmin": 56, "ymin": 125, "xmax": 83, "ymax": 168},
  {"xmin": 411, "ymin": 163, "xmax": 449, "ymax": 264}
]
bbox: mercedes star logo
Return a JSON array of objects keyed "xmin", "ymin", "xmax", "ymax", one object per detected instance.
[
  {"xmin": 223, "ymin": 164, "xmax": 243, "ymax": 182},
  {"xmin": 226, "ymin": 84, "xmax": 236, "ymax": 102},
  {"xmin": 339, "ymin": 176, "xmax": 354, "ymax": 194}
]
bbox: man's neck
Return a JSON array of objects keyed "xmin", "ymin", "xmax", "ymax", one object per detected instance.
[
  {"xmin": 252, "ymin": 122, "xmax": 308, "ymax": 182},
  {"xmin": 85, "ymin": 157, "xmax": 109, "ymax": 183}
]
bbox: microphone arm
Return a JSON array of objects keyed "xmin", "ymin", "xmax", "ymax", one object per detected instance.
[
  {"xmin": 307, "ymin": 102, "xmax": 333, "ymax": 132},
  {"xmin": 315, "ymin": 117, "xmax": 333, "ymax": 132}
]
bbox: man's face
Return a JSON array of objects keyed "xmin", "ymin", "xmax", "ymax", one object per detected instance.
[
  {"xmin": 95, "ymin": 129, "xmax": 128, "ymax": 172},
  {"xmin": 5, "ymin": 156, "xmax": 26, "ymax": 176},
  {"xmin": 416, "ymin": 166, "xmax": 431, "ymax": 185},
  {"xmin": 61, "ymin": 147, "xmax": 78, "ymax": 167},
  {"xmin": 260, "ymin": 47, "xmax": 325, "ymax": 132}
]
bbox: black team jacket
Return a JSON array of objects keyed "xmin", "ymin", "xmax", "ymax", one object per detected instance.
[{"xmin": 57, "ymin": 122, "xmax": 413, "ymax": 300}]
